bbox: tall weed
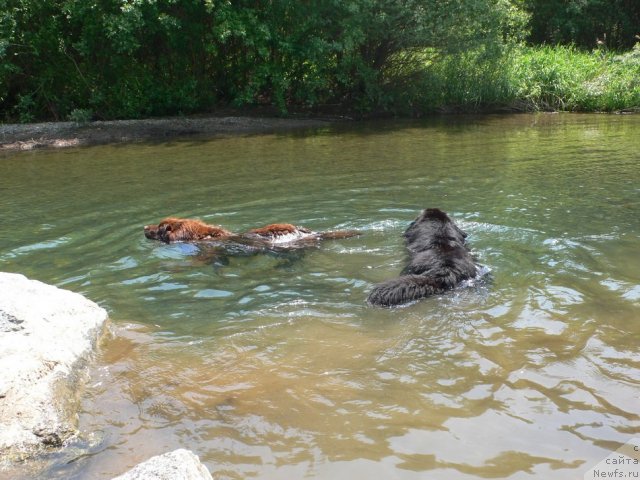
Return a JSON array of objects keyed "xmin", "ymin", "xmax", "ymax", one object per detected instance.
[
  {"xmin": 509, "ymin": 45, "xmax": 640, "ymax": 111},
  {"xmin": 403, "ymin": 44, "xmax": 640, "ymax": 113}
]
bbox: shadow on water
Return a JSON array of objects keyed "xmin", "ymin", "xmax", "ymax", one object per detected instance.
[{"xmin": 1, "ymin": 113, "xmax": 639, "ymax": 479}]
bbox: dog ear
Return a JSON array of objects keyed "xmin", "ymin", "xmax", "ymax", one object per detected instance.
[
  {"xmin": 423, "ymin": 208, "xmax": 449, "ymax": 222},
  {"xmin": 158, "ymin": 222, "xmax": 176, "ymax": 243},
  {"xmin": 165, "ymin": 227, "xmax": 183, "ymax": 243}
]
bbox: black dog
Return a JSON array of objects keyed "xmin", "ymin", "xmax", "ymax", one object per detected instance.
[{"xmin": 367, "ymin": 208, "xmax": 479, "ymax": 307}]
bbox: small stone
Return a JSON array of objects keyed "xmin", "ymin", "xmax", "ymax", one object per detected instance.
[{"xmin": 112, "ymin": 449, "xmax": 213, "ymax": 480}]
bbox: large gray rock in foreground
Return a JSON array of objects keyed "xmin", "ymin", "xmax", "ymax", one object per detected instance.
[
  {"xmin": 112, "ymin": 449, "xmax": 213, "ymax": 480},
  {"xmin": 0, "ymin": 272, "xmax": 108, "ymax": 463}
]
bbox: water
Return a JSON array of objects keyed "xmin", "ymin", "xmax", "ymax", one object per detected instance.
[{"xmin": 1, "ymin": 114, "xmax": 639, "ymax": 479}]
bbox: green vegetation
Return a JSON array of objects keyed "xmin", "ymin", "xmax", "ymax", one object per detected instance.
[
  {"xmin": 525, "ymin": 0, "xmax": 640, "ymax": 50},
  {"xmin": 413, "ymin": 44, "xmax": 640, "ymax": 114},
  {"xmin": 509, "ymin": 45, "xmax": 640, "ymax": 112},
  {"xmin": 1, "ymin": 0, "xmax": 638, "ymax": 122}
]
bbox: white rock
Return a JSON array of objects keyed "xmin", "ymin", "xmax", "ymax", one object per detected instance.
[
  {"xmin": 0, "ymin": 272, "xmax": 108, "ymax": 463},
  {"xmin": 112, "ymin": 449, "xmax": 213, "ymax": 480}
]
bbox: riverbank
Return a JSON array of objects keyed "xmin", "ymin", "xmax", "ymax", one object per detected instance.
[
  {"xmin": 0, "ymin": 273, "xmax": 214, "ymax": 479},
  {"xmin": 0, "ymin": 115, "xmax": 337, "ymax": 152}
]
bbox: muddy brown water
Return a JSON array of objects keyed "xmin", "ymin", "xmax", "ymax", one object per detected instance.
[{"xmin": 1, "ymin": 114, "xmax": 639, "ymax": 479}]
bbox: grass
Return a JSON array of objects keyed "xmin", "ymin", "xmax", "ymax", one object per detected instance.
[
  {"xmin": 404, "ymin": 43, "xmax": 640, "ymax": 113},
  {"xmin": 509, "ymin": 44, "xmax": 640, "ymax": 112}
]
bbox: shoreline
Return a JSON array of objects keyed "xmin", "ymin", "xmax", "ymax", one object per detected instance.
[
  {"xmin": 0, "ymin": 115, "xmax": 340, "ymax": 152},
  {"xmin": 3, "ymin": 110, "xmax": 637, "ymax": 152}
]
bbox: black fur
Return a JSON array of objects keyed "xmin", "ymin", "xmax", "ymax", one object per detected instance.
[
  {"xmin": 367, "ymin": 208, "xmax": 478, "ymax": 307},
  {"xmin": 403, "ymin": 208, "xmax": 467, "ymax": 253}
]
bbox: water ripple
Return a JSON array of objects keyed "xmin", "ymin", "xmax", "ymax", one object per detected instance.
[{"xmin": 3, "ymin": 114, "xmax": 639, "ymax": 480}]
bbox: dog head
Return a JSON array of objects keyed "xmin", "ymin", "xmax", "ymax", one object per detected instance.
[
  {"xmin": 403, "ymin": 208, "xmax": 468, "ymax": 252},
  {"xmin": 144, "ymin": 217, "xmax": 232, "ymax": 243}
]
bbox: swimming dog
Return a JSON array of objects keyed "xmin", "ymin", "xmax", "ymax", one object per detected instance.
[
  {"xmin": 367, "ymin": 208, "xmax": 479, "ymax": 307},
  {"xmin": 144, "ymin": 217, "xmax": 359, "ymax": 247}
]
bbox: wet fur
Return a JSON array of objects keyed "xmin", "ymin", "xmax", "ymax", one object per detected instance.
[
  {"xmin": 367, "ymin": 208, "xmax": 478, "ymax": 307},
  {"xmin": 144, "ymin": 218, "xmax": 233, "ymax": 243},
  {"xmin": 144, "ymin": 218, "xmax": 360, "ymax": 247},
  {"xmin": 243, "ymin": 223, "xmax": 359, "ymax": 245}
]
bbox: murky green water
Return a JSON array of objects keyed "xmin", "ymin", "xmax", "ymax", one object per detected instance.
[{"xmin": 1, "ymin": 114, "xmax": 639, "ymax": 479}]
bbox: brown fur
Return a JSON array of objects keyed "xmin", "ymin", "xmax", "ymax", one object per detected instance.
[
  {"xmin": 244, "ymin": 223, "xmax": 360, "ymax": 242},
  {"xmin": 144, "ymin": 217, "xmax": 360, "ymax": 245},
  {"xmin": 246, "ymin": 223, "xmax": 312, "ymax": 237},
  {"xmin": 144, "ymin": 217, "xmax": 233, "ymax": 243}
]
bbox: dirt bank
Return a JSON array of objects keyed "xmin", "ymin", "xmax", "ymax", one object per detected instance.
[{"xmin": 0, "ymin": 115, "xmax": 337, "ymax": 152}]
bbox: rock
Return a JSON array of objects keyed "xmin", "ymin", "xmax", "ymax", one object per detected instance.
[
  {"xmin": 112, "ymin": 449, "xmax": 213, "ymax": 480},
  {"xmin": 0, "ymin": 272, "xmax": 108, "ymax": 464}
]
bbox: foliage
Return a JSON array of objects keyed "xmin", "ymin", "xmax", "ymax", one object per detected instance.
[
  {"xmin": 67, "ymin": 107, "xmax": 93, "ymax": 123},
  {"xmin": 525, "ymin": 0, "xmax": 640, "ymax": 50},
  {"xmin": 0, "ymin": 0, "xmax": 638, "ymax": 122},
  {"xmin": 0, "ymin": 0, "xmax": 528, "ymax": 121},
  {"xmin": 509, "ymin": 45, "xmax": 640, "ymax": 111},
  {"xmin": 386, "ymin": 42, "xmax": 640, "ymax": 114},
  {"xmin": 1, "ymin": 0, "xmax": 220, "ymax": 120},
  {"xmin": 416, "ymin": 47, "xmax": 519, "ymax": 113}
]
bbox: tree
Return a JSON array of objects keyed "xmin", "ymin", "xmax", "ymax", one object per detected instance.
[
  {"xmin": 0, "ymin": 0, "xmax": 529, "ymax": 120},
  {"xmin": 526, "ymin": 0, "xmax": 640, "ymax": 50}
]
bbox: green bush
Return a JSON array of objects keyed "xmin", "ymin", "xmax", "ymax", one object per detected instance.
[
  {"xmin": 509, "ymin": 45, "xmax": 640, "ymax": 111},
  {"xmin": 526, "ymin": 0, "xmax": 640, "ymax": 50},
  {"xmin": 67, "ymin": 108, "xmax": 93, "ymax": 124},
  {"xmin": 1, "ymin": 1, "xmax": 637, "ymax": 121},
  {"xmin": 384, "ymin": 42, "xmax": 640, "ymax": 114},
  {"xmin": 0, "ymin": 0, "xmax": 529, "ymax": 121}
]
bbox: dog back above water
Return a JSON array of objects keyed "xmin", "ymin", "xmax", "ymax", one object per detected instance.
[
  {"xmin": 367, "ymin": 208, "xmax": 480, "ymax": 307},
  {"xmin": 144, "ymin": 217, "xmax": 360, "ymax": 248}
]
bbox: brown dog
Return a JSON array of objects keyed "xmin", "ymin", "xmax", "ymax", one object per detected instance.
[{"xmin": 144, "ymin": 217, "xmax": 359, "ymax": 245}]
